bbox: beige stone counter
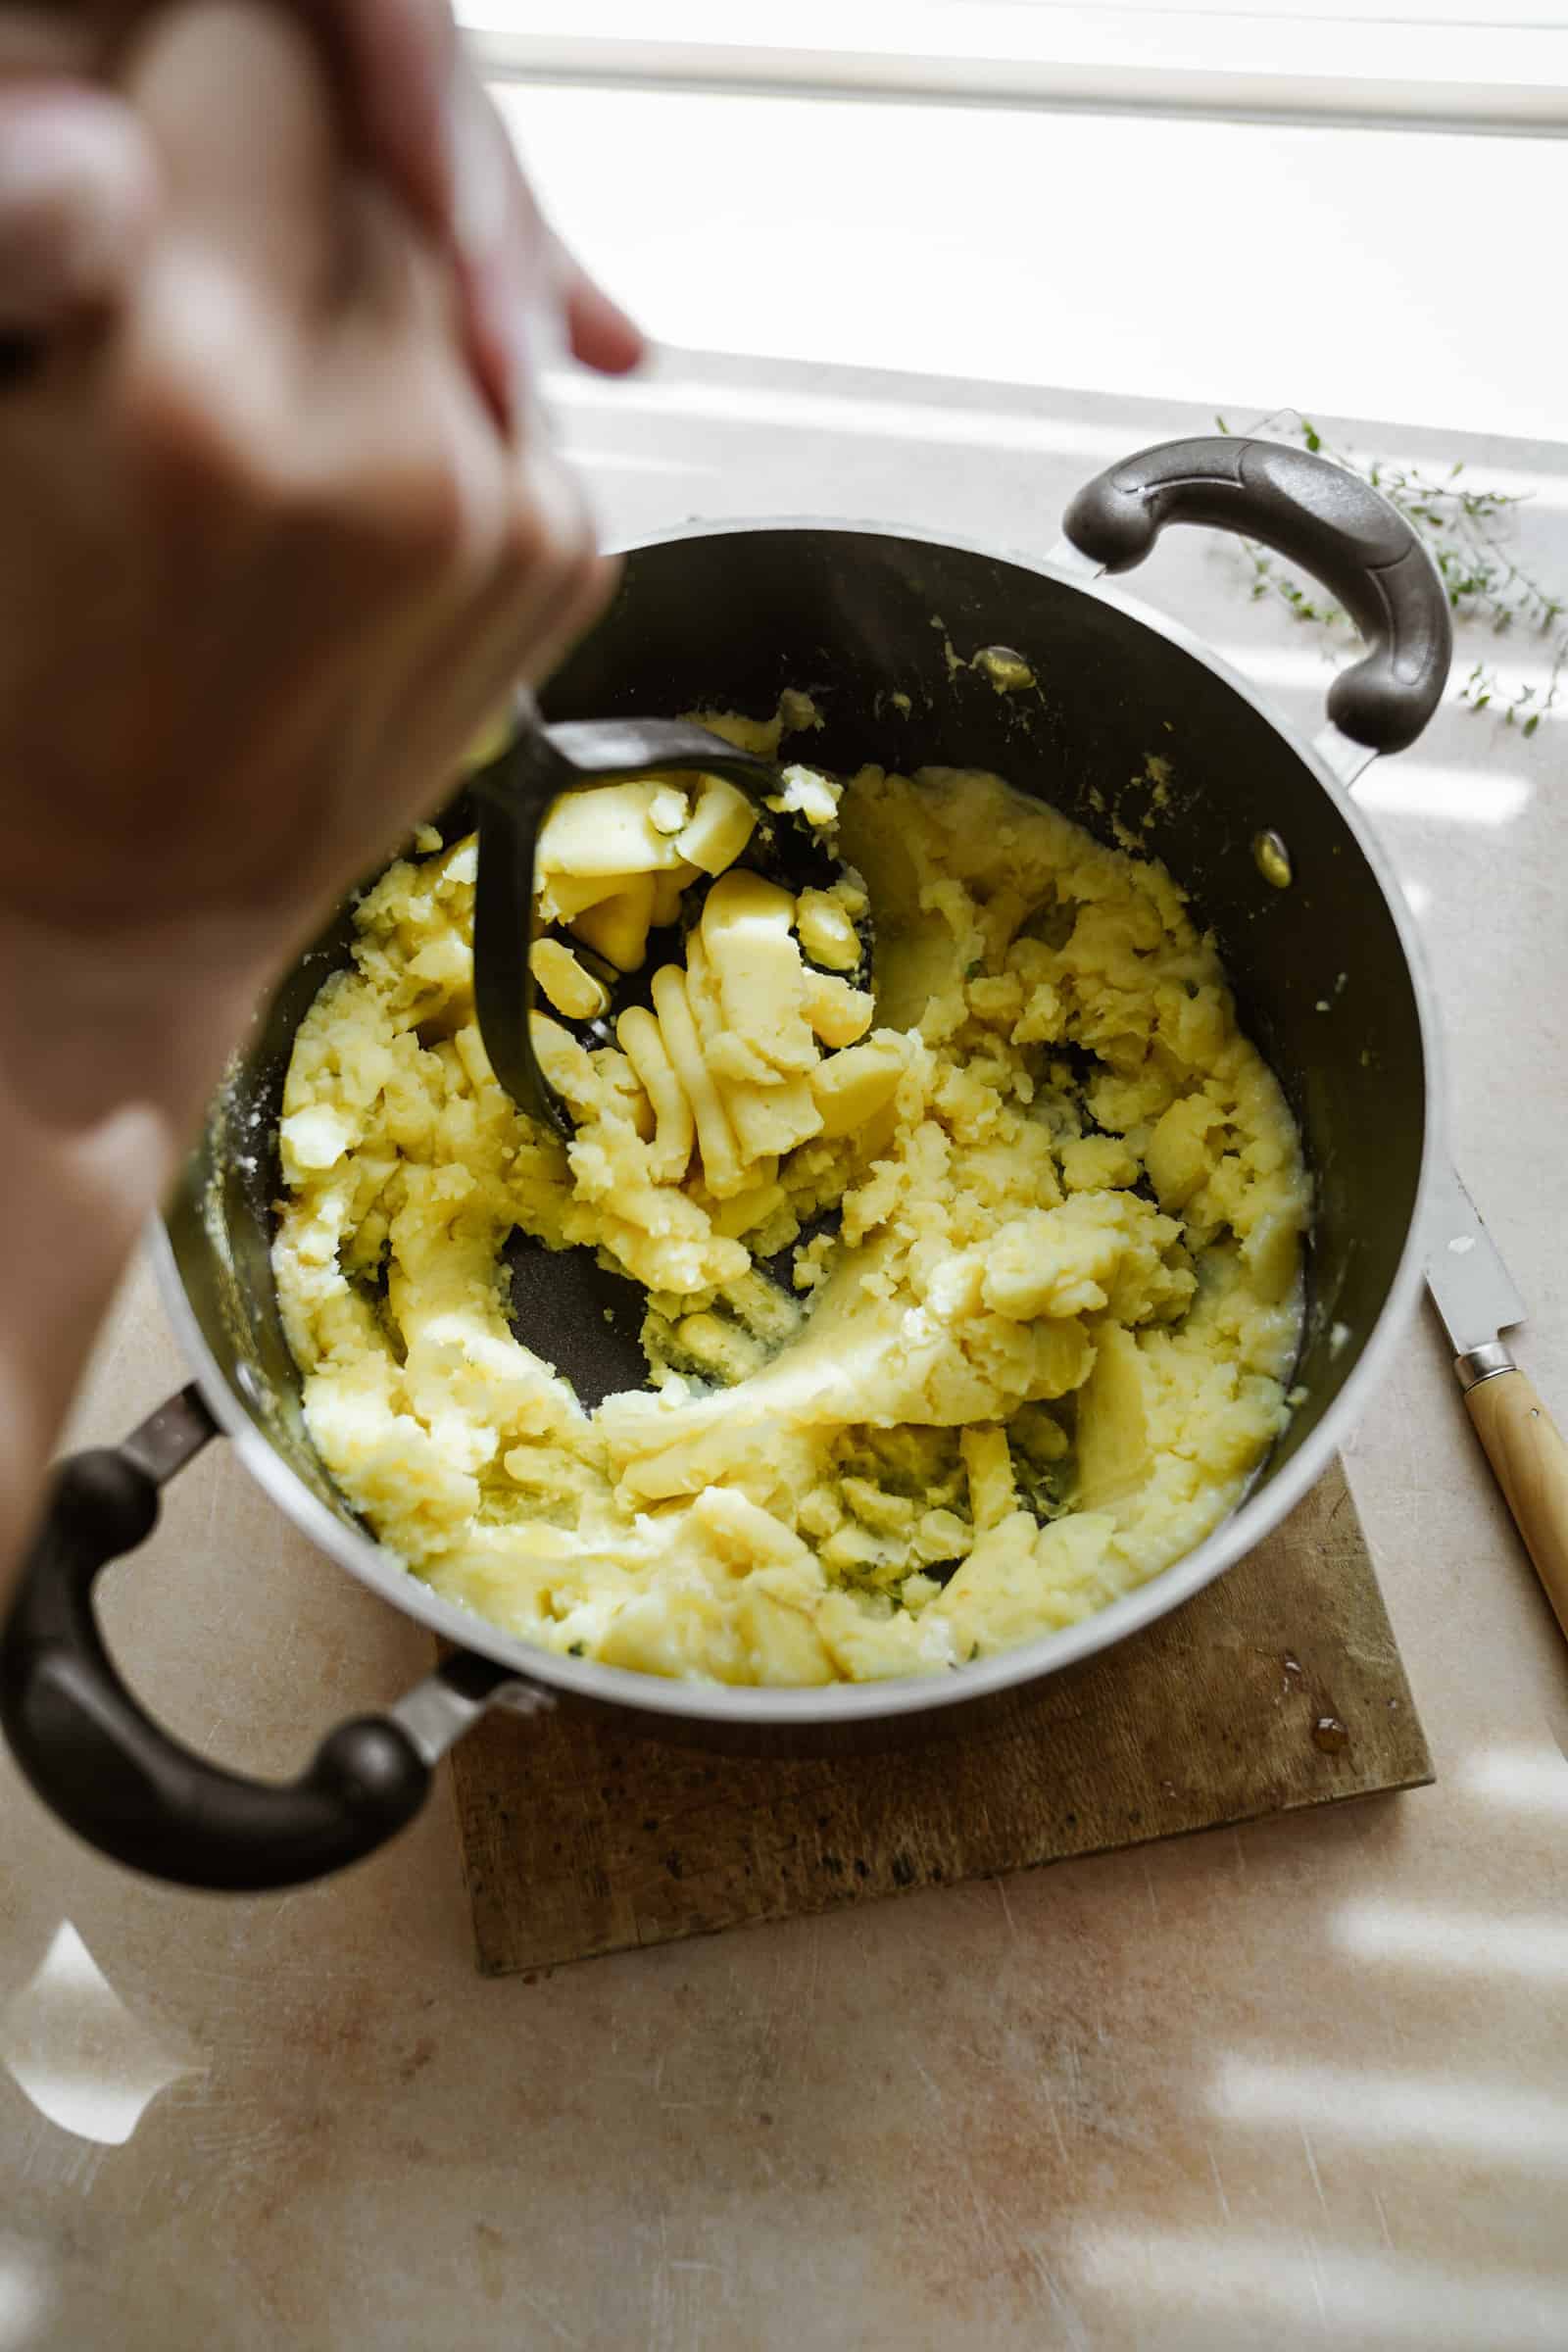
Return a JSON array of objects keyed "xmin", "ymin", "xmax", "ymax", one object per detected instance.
[{"xmin": 3, "ymin": 354, "xmax": 1566, "ymax": 2351}]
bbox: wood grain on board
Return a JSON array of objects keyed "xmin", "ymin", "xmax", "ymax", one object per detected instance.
[{"xmin": 447, "ymin": 1459, "xmax": 1431, "ymax": 1976}]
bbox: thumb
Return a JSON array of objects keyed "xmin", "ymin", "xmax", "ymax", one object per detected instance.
[{"xmin": 0, "ymin": 84, "xmax": 156, "ymax": 332}]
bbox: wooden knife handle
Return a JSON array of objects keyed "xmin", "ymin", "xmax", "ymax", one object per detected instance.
[{"xmin": 1464, "ymin": 1369, "xmax": 1568, "ymax": 1643}]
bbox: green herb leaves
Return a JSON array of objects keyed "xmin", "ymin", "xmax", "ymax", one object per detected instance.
[{"xmin": 1215, "ymin": 411, "xmax": 1563, "ymax": 733}]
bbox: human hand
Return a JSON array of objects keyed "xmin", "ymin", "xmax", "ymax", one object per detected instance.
[
  {"xmin": 0, "ymin": 0, "xmax": 644, "ymax": 1590},
  {"xmin": 0, "ymin": 2, "xmax": 642, "ymax": 397},
  {"xmin": 0, "ymin": 0, "xmax": 636, "ymax": 1127}
]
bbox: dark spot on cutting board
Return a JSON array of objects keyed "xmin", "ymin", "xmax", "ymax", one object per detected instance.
[
  {"xmin": 664, "ymin": 1850, "xmax": 685, "ymax": 1880},
  {"xmin": 397, "ymin": 2035, "xmax": 437, "ymax": 2083},
  {"xmin": 891, "ymin": 1853, "xmax": 917, "ymax": 1886}
]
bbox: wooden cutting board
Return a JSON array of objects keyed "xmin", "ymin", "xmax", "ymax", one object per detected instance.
[{"xmin": 448, "ymin": 1460, "xmax": 1430, "ymax": 1976}]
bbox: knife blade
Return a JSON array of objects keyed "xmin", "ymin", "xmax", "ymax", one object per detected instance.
[
  {"xmin": 1424, "ymin": 1157, "xmax": 1526, "ymax": 1369},
  {"xmin": 1423, "ymin": 1157, "xmax": 1568, "ymax": 1644}
]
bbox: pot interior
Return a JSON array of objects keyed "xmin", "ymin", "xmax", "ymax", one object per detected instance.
[{"xmin": 169, "ymin": 526, "xmax": 1428, "ymax": 1582}]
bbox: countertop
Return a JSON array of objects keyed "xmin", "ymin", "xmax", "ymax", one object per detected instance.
[{"xmin": 3, "ymin": 349, "xmax": 1567, "ymax": 2352}]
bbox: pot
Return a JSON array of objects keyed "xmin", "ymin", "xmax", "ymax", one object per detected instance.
[{"xmin": 1, "ymin": 435, "xmax": 1447, "ymax": 1889}]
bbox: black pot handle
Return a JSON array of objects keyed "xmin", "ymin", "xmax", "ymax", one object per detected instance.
[
  {"xmin": 1061, "ymin": 435, "xmax": 1452, "ymax": 754},
  {"xmin": 0, "ymin": 1387, "xmax": 531, "ymax": 1890}
]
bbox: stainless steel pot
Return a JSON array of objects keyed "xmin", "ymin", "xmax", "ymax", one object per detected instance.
[{"xmin": 1, "ymin": 436, "xmax": 1447, "ymax": 1889}]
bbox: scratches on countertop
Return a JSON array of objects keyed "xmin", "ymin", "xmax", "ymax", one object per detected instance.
[{"xmin": 1300, "ymin": 2125, "xmax": 1331, "ymax": 2221}]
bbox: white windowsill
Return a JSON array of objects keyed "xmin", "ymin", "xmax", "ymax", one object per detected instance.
[{"xmin": 464, "ymin": 2, "xmax": 1568, "ymax": 132}]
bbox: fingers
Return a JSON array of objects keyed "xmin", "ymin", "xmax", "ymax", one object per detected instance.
[
  {"xmin": 442, "ymin": 68, "xmax": 644, "ymax": 426},
  {"xmin": 2, "ymin": 6, "xmax": 643, "ymax": 417},
  {"xmin": 555, "ymin": 245, "xmax": 644, "ymax": 377},
  {"xmin": 121, "ymin": 2, "xmax": 340, "ymax": 307},
  {"xmin": 79, "ymin": 0, "xmax": 458, "ymax": 232},
  {"xmin": 0, "ymin": 83, "xmax": 155, "ymax": 330},
  {"xmin": 440, "ymin": 61, "xmax": 545, "ymax": 428},
  {"xmin": 39, "ymin": 8, "xmax": 617, "ymax": 833},
  {"xmin": 316, "ymin": 195, "xmax": 613, "ymax": 809},
  {"xmin": 492, "ymin": 443, "xmax": 612, "ymax": 683},
  {"xmin": 314, "ymin": 0, "xmax": 457, "ymax": 228}
]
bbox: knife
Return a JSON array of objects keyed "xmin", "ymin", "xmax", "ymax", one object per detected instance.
[{"xmin": 1425, "ymin": 1159, "xmax": 1568, "ymax": 1642}]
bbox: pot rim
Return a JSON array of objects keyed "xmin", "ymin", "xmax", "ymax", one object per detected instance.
[{"xmin": 153, "ymin": 514, "xmax": 1442, "ymax": 1729}]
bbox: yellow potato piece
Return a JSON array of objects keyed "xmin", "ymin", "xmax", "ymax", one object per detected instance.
[
  {"xmin": 674, "ymin": 775, "xmax": 759, "ymax": 875},
  {"xmin": 280, "ymin": 1103, "xmax": 354, "ymax": 1178},
  {"xmin": 735, "ymin": 1588, "xmax": 837, "ymax": 1685},
  {"xmin": 795, "ymin": 888, "xmax": 861, "ymax": 971},
  {"xmin": 453, "ymin": 1021, "xmax": 494, "ymax": 1096},
  {"xmin": 674, "ymin": 941, "xmax": 823, "ymax": 1161},
  {"xmin": 539, "ymin": 867, "xmax": 645, "ymax": 924},
  {"xmin": 802, "ymin": 969, "xmax": 875, "ymax": 1050},
  {"xmin": 982, "ymin": 1198, "xmax": 1131, "ymax": 1322},
  {"xmin": 649, "ymin": 784, "xmax": 690, "ymax": 835},
  {"xmin": 960, "ymin": 1425, "xmax": 1016, "ymax": 1531},
  {"xmin": 668, "ymin": 1310, "xmax": 768, "ymax": 1383},
  {"xmin": 649, "ymin": 962, "xmax": 745, "ymax": 1197},
  {"xmin": 650, "ymin": 860, "xmax": 700, "ymax": 928},
  {"xmin": 718, "ymin": 1068, "xmax": 823, "ymax": 1161},
  {"xmin": 1024, "ymin": 1318, "xmax": 1097, "ymax": 1400},
  {"xmin": 809, "ymin": 1036, "xmax": 905, "ymax": 1138},
  {"xmin": 701, "ymin": 870, "xmax": 817, "ymax": 1074},
  {"xmin": 1073, "ymin": 1324, "xmax": 1152, "ymax": 1517},
  {"xmin": 537, "ymin": 782, "xmax": 690, "ymax": 877},
  {"xmin": 940, "ymin": 1513, "xmax": 1117, "ymax": 1654},
  {"xmin": 569, "ymin": 872, "xmax": 657, "ymax": 972},
  {"xmin": 616, "ymin": 1004, "xmax": 694, "ymax": 1184},
  {"xmin": 769, "ymin": 763, "xmax": 841, "ymax": 827},
  {"xmin": 1146, "ymin": 1094, "xmax": 1221, "ymax": 1211},
  {"xmin": 529, "ymin": 938, "xmax": 610, "ymax": 1022},
  {"xmin": 528, "ymin": 1010, "xmax": 593, "ymax": 1103},
  {"xmin": 1060, "ymin": 1135, "xmax": 1141, "ymax": 1193},
  {"xmin": 682, "ymin": 930, "xmax": 778, "ymax": 1087}
]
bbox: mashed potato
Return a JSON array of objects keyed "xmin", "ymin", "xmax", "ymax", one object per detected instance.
[{"xmin": 273, "ymin": 713, "xmax": 1308, "ymax": 1685}]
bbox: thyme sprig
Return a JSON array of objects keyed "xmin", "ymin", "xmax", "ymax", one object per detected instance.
[{"xmin": 1214, "ymin": 410, "xmax": 1564, "ymax": 736}]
